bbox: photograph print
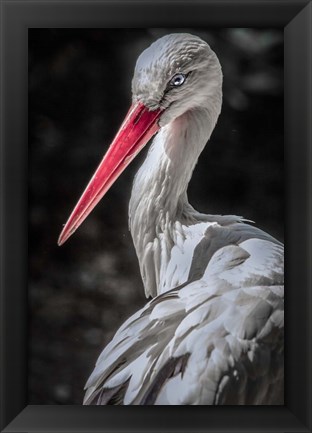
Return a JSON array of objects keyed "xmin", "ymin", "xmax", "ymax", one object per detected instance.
[{"xmin": 29, "ymin": 28, "xmax": 284, "ymax": 405}]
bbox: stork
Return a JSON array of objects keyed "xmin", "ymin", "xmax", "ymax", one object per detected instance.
[{"xmin": 58, "ymin": 33, "xmax": 284, "ymax": 405}]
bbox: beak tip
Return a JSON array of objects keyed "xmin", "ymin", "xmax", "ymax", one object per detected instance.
[
  {"xmin": 58, "ymin": 223, "xmax": 77, "ymax": 246},
  {"xmin": 57, "ymin": 231, "xmax": 67, "ymax": 246}
]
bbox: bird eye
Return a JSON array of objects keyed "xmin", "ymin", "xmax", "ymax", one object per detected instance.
[{"xmin": 169, "ymin": 73, "xmax": 186, "ymax": 87}]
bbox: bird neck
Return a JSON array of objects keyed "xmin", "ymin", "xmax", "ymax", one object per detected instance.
[{"xmin": 129, "ymin": 101, "xmax": 221, "ymax": 298}]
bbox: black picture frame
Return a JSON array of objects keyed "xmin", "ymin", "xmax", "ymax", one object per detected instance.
[{"xmin": 0, "ymin": 0, "xmax": 311, "ymax": 432}]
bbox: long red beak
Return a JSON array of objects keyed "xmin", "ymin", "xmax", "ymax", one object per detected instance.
[{"xmin": 58, "ymin": 102, "xmax": 162, "ymax": 246}]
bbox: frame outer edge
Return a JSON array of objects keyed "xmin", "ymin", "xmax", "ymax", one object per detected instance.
[
  {"xmin": 285, "ymin": 1, "xmax": 312, "ymax": 429},
  {"xmin": 0, "ymin": 1, "xmax": 28, "ymax": 431}
]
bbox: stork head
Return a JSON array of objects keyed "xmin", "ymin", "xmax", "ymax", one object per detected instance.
[
  {"xmin": 58, "ymin": 33, "xmax": 221, "ymax": 246},
  {"xmin": 132, "ymin": 33, "xmax": 222, "ymax": 126}
]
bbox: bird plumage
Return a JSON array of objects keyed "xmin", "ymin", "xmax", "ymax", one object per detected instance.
[
  {"xmin": 84, "ymin": 222, "xmax": 283, "ymax": 405},
  {"xmin": 59, "ymin": 33, "xmax": 284, "ymax": 405}
]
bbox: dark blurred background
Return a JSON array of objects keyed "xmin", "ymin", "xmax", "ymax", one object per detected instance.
[{"xmin": 29, "ymin": 28, "xmax": 283, "ymax": 404}]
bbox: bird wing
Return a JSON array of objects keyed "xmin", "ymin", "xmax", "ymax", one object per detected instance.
[{"xmin": 83, "ymin": 225, "xmax": 284, "ymax": 405}]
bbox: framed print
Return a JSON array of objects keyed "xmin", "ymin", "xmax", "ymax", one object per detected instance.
[{"xmin": 1, "ymin": 0, "xmax": 311, "ymax": 432}]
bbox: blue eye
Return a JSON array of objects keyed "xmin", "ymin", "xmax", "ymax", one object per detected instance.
[{"xmin": 170, "ymin": 73, "xmax": 186, "ymax": 87}]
